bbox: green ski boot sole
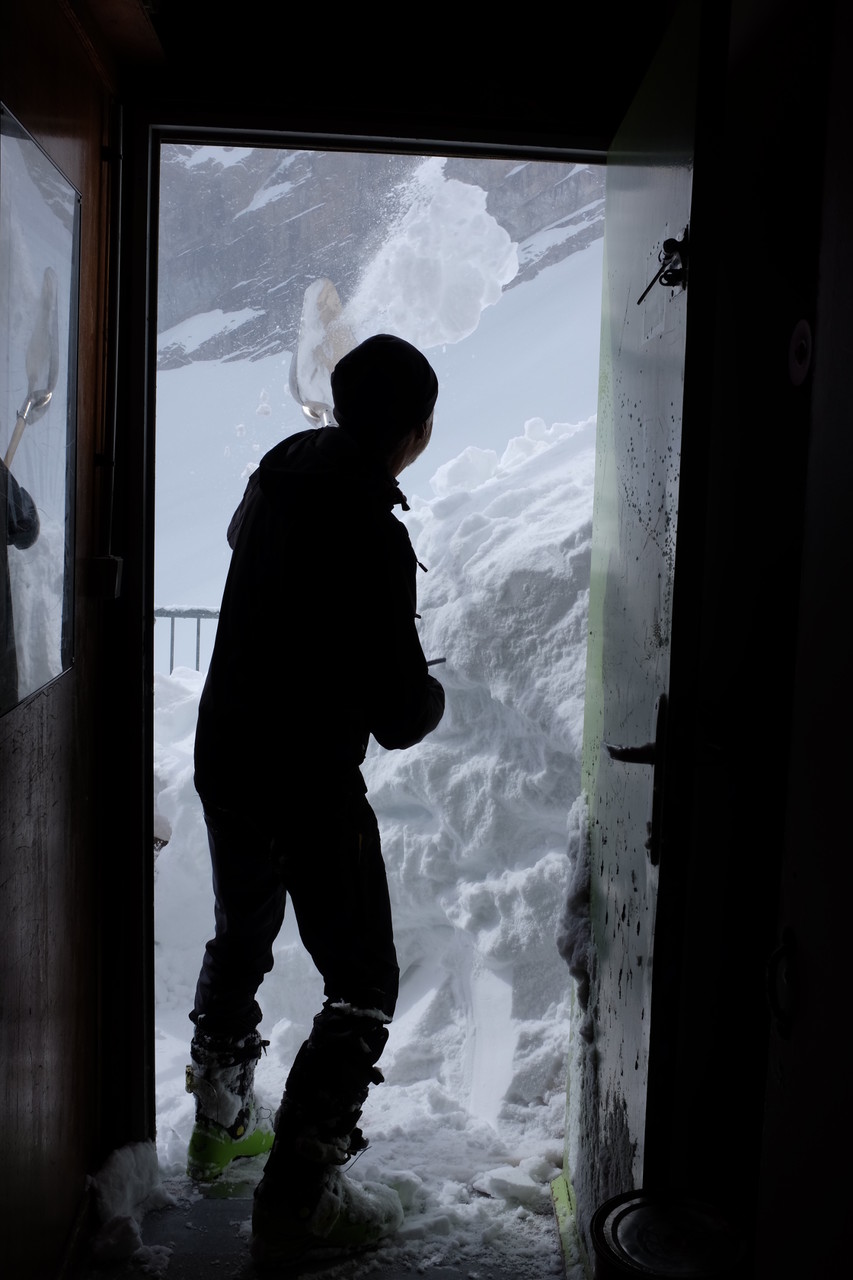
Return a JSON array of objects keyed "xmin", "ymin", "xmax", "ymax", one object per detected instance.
[{"xmin": 187, "ymin": 1120, "xmax": 274, "ymax": 1181}]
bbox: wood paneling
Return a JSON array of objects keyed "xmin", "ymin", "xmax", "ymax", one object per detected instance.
[{"xmin": 1, "ymin": 3, "xmax": 116, "ymax": 1274}]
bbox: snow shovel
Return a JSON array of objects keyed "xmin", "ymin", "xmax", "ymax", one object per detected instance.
[
  {"xmin": 288, "ymin": 277, "xmax": 355, "ymax": 426},
  {"xmin": 4, "ymin": 266, "xmax": 60, "ymax": 469}
]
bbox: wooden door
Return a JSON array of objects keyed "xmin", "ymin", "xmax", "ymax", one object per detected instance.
[{"xmin": 560, "ymin": 2, "xmax": 703, "ymax": 1260}]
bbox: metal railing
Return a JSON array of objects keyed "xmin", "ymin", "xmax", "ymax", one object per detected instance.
[{"xmin": 154, "ymin": 607, "xmax": 219, "ymax": 673}]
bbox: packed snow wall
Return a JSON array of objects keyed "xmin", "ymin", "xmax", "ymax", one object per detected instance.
[{"xmin": 152, "ymin": 416, "xmax": 596, "ymax": 1276}]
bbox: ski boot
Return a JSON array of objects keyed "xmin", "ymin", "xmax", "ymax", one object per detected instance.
[
  {"xmin": 185, "ymin": 1027, "xmax": 275, "ymax": 1181},
  {"xmin": 250, "ymin": 1003, "xmax": 403, "ymax": 1269}
]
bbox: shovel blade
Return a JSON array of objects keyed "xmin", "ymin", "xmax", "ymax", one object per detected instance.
[
  {"xmin": 289, "ymin": 278, "xmax": 355, "ymax": 424},
  {"xmin": 23, "ymin": 266, "xmax": 60, "ymax": 425}
]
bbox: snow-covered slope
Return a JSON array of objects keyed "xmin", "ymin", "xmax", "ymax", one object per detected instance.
[{"xmin": 157, "ymin": 146, "xmax": 604, "ymax": 366}]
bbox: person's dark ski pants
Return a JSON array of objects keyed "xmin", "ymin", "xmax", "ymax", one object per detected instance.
[
  {"xmin": 191, "ymin": 783, "xmax": 400, "ymax": 1123},
  {"xmin": 193, "ymin": 784, "xmax": 399, "ymax": 1033},
  {"xmin": 192, "ymin": 788, "xmax": 402, "ymax": 1198}
]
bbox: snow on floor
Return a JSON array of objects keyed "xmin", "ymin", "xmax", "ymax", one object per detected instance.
[{"xmin": 151, "ymin": 415, "xmax": 595, "ymax": 1277}]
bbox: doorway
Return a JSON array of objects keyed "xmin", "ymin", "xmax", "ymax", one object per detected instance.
[{"xmin": 151, "ymin": 139, "xmax": 603, "ymax": 1273}]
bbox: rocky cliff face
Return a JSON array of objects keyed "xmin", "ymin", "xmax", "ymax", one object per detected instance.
[{"xmin": 157, "ymin": 145, "xmax": 604, "ymax": 369}]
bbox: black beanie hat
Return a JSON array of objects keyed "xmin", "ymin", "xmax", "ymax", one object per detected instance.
[{"xmin": 331, "ymin": 334, "xmax": 438, "ymax": 446}]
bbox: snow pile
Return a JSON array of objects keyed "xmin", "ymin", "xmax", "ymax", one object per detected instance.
[
  {"xmin": 89, "ymin": 1142, "xmax": 175, "ymax": 1271},
  {"xmin": 152, "ymin": 410, "xmax": 595, "ymax": 1277}
]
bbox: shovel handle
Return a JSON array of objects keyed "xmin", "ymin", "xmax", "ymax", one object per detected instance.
[
  {"xmin": 3, "ymin": 413, "xmax": 28, "ymax": 469},
  {"xmin": 3, "ymin": 388, "xmax": 53, "ymax": 469}
]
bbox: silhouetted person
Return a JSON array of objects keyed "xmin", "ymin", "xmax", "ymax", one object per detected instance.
[{"xmin": 187, "ymin": 335, "xmax": 444, "ymax": 1268}]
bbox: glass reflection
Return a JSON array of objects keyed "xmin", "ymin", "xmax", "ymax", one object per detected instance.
[{"xmin": 1, "ymin": 105, "xmax": 79, "ymax": 714}]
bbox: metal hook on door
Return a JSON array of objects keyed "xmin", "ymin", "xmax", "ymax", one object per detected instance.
[{"xmin": 637, "ymin": 228, "xmax": 690, "ymax": 305}]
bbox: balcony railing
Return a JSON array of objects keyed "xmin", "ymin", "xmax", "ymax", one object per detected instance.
[{"xmin": 154, "ymin": 607, "xmax": 220, "ymax": 674}]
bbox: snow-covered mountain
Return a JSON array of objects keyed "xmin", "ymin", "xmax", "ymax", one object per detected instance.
[{"xmin": 157, "ymin": 145, "xmax": 604, "ymax": 368}]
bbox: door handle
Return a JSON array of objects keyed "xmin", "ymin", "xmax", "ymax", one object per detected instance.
[
  {"xmin": 604, "ymin": 693, "xmax": 668, "ymax": 865},
  {"xmin": 605, "ymin": 740, "xmax": 657, "ymax": 764}
]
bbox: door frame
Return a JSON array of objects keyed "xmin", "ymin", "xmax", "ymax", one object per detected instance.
[{"xmin": 115, "ymin": 110, "xmax": 610, "ymax": 1143}]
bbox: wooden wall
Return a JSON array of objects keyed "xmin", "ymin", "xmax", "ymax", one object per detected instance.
[{"xmin": 1, "ymin": 3, "xmax": 119, "ymax": 1274}]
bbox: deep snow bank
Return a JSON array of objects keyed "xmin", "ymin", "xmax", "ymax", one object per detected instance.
[{"xmin": 152, "ymin": 414, "xmax": 595, "ymax": 1276}]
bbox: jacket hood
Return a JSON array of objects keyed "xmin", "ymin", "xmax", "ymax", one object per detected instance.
[{"xmin": 258, "ymin": 426, "xmax": 409, "ymax": 514}]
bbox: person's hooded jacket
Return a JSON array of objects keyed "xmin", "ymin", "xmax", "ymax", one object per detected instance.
[{"xmin": 194, "ymin": 426, "xmax": 445, "ymax": 816}]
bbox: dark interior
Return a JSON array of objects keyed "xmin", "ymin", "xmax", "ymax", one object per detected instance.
[{"xmin": 0, "ymin": 2, "xmax": 847, "ymax": 1276}]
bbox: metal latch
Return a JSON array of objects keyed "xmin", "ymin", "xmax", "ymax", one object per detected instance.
[
  {"xmin": 637, "ymin": 228, "xmax": 689, "ymax": 305},
  {"xmin": 604, "ymin": 693, "xmax": 668, "ymax": 865}
]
